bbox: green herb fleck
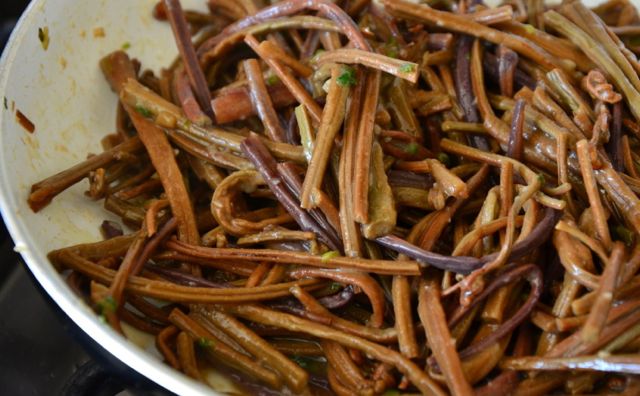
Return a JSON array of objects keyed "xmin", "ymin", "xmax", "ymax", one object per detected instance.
[
  {"xmin": 523, "ymin": 24, "xmax": 537, "ymax": 35},
  {"xmin": 321, "ymin": 250, "xmax": 340, "ymax": 263},
  {"xmin": 629, "ymin": 36, "xmax": 640, "ymax": 47},
  {"xmin": 291, "ymin": 355, "xmax": 309, "ymax": 368},
  {"xmin": 613, "ymin": 225, "xmax": 635, "ymax": 246},
  {"xmin": 198, "ymin": 337, "xmax": 214, "ymax": 349},
  {"xmin": 329, "ymin": 282, "xmax": 343, "ymax": 293},
  {"xmin": 537, "ymin": 173, "xmax": 546, "ymax": 186},
  {"xmin": 98, "ymin": 296, "xmax": 117, "ymax": 315},
  {"xmin": 38, "ymin": 27, "xmax": 50, "ymax": 51},
  {"xmin": 135, "ymin": 104, "xmax": 153, "ymax": 118},
  {"xmin": 384, "ymin": 37, "xmax": 399, "ymax": 58},
  {"xmin": 437, "ymin": 152, "xmax": 451, "ymax": 167},
  {"xmin": 98, "ymin": 315, "xmax": 107, "ymax": 324},
  {"xmin": 121, "ymin": 41, "xmax": 131, "ymax": 50},
  {"xmin": 336, "ymin": 66, "xmax": 357, "ymax": 87},
  {"xmin": 405, "ymin": 142, "xmax": 419, "ymax": 155},
  {"xmin": 266, "ymin": 75, "xmax": 279, "ymax": 86},
  {"xmin": 382, "ymin": 390, "xmax": 401, "ymax": 396},
  {"xmin": 399, "ymin": 63, "xmax": 416, "ymax": 74}
]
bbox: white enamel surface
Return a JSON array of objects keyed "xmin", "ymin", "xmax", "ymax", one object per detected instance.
[{"xmin": 0, "ymin": 0, "xmax": 623, "ymax": 395}]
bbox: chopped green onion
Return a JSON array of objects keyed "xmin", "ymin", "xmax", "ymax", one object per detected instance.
[
  {"xmin": 329, "ymin": 282, "xmax": 343, "ymax": 293},
  {"xmin": 291, "ymin": 355, "xmax": 309, "ymax": 368},
  {"xmin": 135, "ymin": 104, "xmax": 153, "ymax": 118},
  {"xmin": 198, "ymin": 337, "xmax": 214, "ymax": 349},
  {"xmin": 399, "ymin": 63, "xmax": 416, "ymax": 74},
  {"xmin": 384, "ymin": 37, "xmax": 399, "ymax": 58},
  {"xmin": 266, "ymin": 75, "xmax": 279, "ymax": 86},
  {"xmin": 337, "ymin": 66, "xmax": 357, "ymax": 87},
  {"xmin": 437, "ymin": 152, "xmax": 451, "ymax": 167},
  {"xmin": 537, "ymin": 173, "xmax": 546, "ymax": 186},
  {"xmin": 404, "ymin": 142, "xmax": 419, "ymax": 155},
  {"xmin": 321, "ymin": 250, "xmax": 341, "ymax": 263},
  {"xmin": 613, "ymin": 225, "xmax": 635, "ymax": 246},
  {"xmin": 98, "ymin": 296, "xmax": 117, "ymax": 314},
  {"xmin": 121, "ymin": 42, "xmax": 131, "ymax": 50}
]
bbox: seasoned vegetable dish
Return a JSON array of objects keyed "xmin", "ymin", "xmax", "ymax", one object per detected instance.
[{"xmin": 27, "ymin": 0, "xmax": 640, "ymax": 394}]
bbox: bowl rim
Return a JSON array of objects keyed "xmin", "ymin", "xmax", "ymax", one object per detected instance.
[{"xmin": 0, "ymin": 1, "xmax": 215, "ymax": 395}]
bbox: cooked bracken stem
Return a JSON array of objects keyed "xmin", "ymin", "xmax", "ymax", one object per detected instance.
[
  {"xmin": 223, "ymin": 304, "xmax": 446, "ymax": 396},
  {"xmin": 243, "ymin": 59, "xmax": 287, "ymax": 142},
  {"xmin": 241, "ymin": 134, "xmax": 342, "ymax": 250},
  {"xmin": 163, "ymin": 0, "xmax": 214, "ymax": 119},
  {"xmin": 581, "ymin": 242, "xmax": 624, "ymax": 343},
  {"xmin": 300, "ymin": 66, "xmax": 349, "ymax": 209},
  {"xmin": 166, "ymin": 238, "xmax": 419, "ymax": 275},
  {"xmin": 418, "ymin": 278, "xmax": 473, "ymax": 396},
  {"xmin": 353, "ymin": 70, "xmax": 383, "ymax": 225},
  {"xmin": 245, "ymin": 34, "xmax": 323, "ymax": 121},
  {"xmin": 507, "ymin": 99, "xmax": 526, "ymax": 160}
]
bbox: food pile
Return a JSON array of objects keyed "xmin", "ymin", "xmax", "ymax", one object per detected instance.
[{"xmin": 27, "ymin": 0, "xmax": 640, "ymax": 394}]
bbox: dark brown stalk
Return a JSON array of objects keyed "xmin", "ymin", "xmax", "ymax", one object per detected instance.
[
  {"xmin": 131, "ymin": 218, "xmax": 179, "ymax": 275},
  {"xmin": 322, "ymin": 340, "xmax": 375, "ymax": 394},
  {"xmin": 163, "ymin": 0, "xmax": 214, "ymax": 119},
  {"xmin": 507, "ymin": 99, "xmax": 526, "ymax": 160},
  {"xmin": 376, "ymin": 208, "xmax": 561, "ymax": 274},
  {"xmin": 156, "ymin": 326, "xmax": 180, "ymax": 369},
  {"xmin": 176, "ymin": 332, "xmax": 202, "ymax": 380},
  {"xmin": 607, "ymin": 101, "xmax": 624, "ymax": 171},
  {"xmin": 278, "ymin": 162, "xmax": 341, "ymax": 240},
  {"xmin": 193, "ymin": 307, "xmax": 309, "ymax": 392},
  {"xmin": 169, "ymin": 309, "xmax": 282, "ymax": 389},
  {"xmin": 300, "ymin": 66, "xmax": 349, "ymax": 207},
  {"xmin": 497, "ymin": 45, "xmax": 518, "ymax": 97},
  {"xmin": 483, "ymin": 52, "xmax": 536, "ymax": 90},
  {"xmin": 211, "ymin": 82, "xmax": 297, "ymax": 124},
  {"xmin": 224, "ymin": 304, "xmax": 446, "ymax": 395},
  {"xmin": 455, "ymin": 35, "xmax": 489, "ymax": 151},
  {"xmin": 387, "ymin": 170, "xmax": 434, "ymax": 190},
  {"xmin": 383, "ymin": 0, "xmax": 564, "ymax": 71},
  {"xmin": 241, "ymin": 134, "xmax": 342, "ymax": 251},
  {"xmin": 173, "ymin": 67, "xmax": 211, "ymax": 126},
  {"xmin": 242, "ymin": 58, "xmax": 287, "ymax": 142},
  {"xmin": 198, "ymin": 0, "xmax": 372, "ymax": 56},
  {"xmin": 52, "ymin": 249, "xmax": 323, "ymax": 303},
  {"xmin": 317, "ymin": 284, "xmax": 354, "ymax": 309},
  {"xmin": 581, "ymin": 242, "xmax": 625, "ymax": 342},
  {"xmin": 392, "ymin": 276, "xmax": 419, "ymax": 358},
  {"xmin": 429, "ymin": 264, "xmax": 542, "ymax": 366},
  {"xmin": 289, "ymin": 267, "xmax": 386, "ymax": 328},
  {"xmin": 501, "ymin": 355, "xmax": 640, "ymax": 374},
  {"xmin": 245, "ymin": 34, "xmax": 323, "ymax": 121},
  {"xmin": 166, "ymin": 238, "xmax": 420, "ymax": 275},
  {"xmin": 353, "ymin": 70, "xmax": 382, "ymax": 223},
  {"xmin": 28, "ymin": 137, "xmax": 143, "ymax": 211},
  {"xmin": 128, "ymin": 111, "xmax": 200, "ymax": 248},
  {"xmin": 418, "ymin": 278, "xmax": 473, "ymax": 396}
]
